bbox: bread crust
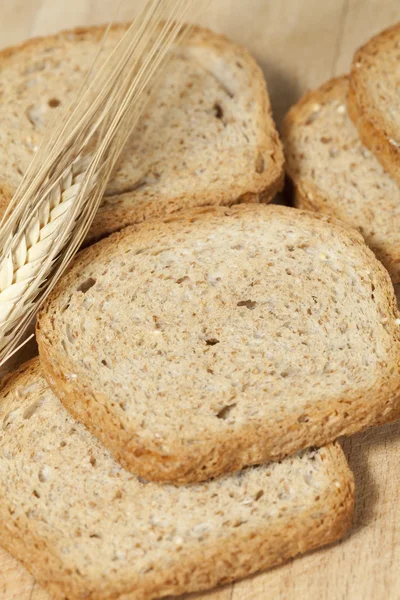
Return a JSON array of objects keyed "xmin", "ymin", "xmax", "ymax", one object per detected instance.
[
  {"xmin": 283, "ymin": 75, "xmax": 400, "ymax": 283},
  {"xmin": 348, "ymin": 23, "xmax": 400, "ymax": 186},
  {"xmin": 283, "ymin": 75, "xmax": 349, "ymax": 213},
  {"xmin": 0, "ymin": 23, "xmax": 284, "ymax": 243},
  {"xmin": 37, "ymin": 204, "xmax": 400, "ymax": 484},
  {"xmin": 0, "ymin": 359, "xmax": 354, "ymax": 600}
]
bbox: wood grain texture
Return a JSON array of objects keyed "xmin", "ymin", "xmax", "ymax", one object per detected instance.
[{"xmin": 0, "ymin": 1, "xmax": 400, "ymax": 599}]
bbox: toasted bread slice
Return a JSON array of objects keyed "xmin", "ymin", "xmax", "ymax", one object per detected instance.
[
  {"xmin": 0, "ymin": 24, "xmax": 283, "ymax": 243},
  {"xmin": 348, "ymin": 23, "xmax": 400, "ymax": 186},
  {"xmin": 283, "ymin": 76, "xmax": 400, "ymax": 283},
  {"xmin": 37, "ymin": 204, "xmax": 400, "ymax": 484},
  {"xmin": 0, "ymin": 359, "xmax": 354, "ymax": 600}
]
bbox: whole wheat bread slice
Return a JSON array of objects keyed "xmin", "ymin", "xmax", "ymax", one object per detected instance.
[
  {"xmin": 0, "ymin": 24, "xmax": 283, "ymax": 243},
  {"xmin": 37, "ymin": 204, "xmax": 400, "ymax": 484},
  {"xmin": 348, "ymin": 23, "xmax": 400, "ymax": 186},
  {"xmin": 0, "ymin": 359, "xmax": 354, "ymax": 600},
  {"xmin": 283, "ymin": 76, "xmax": 400, "ymax": 283}
]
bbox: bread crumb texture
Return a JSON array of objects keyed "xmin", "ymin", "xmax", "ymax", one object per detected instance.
[
  {"xmin": 0, "ymin": 24, "xmax": 284, "ymax": 241},
  {"xmin": 0, "ymin": 359, "xmax": 354, "ymax": 600},
  {"xmin": 283, "ymin": 76, "xmax": 400, "ymax": 283},
  {"xmin": 37, "ymin": 204, "xmax": 400, "ymax": 483}
]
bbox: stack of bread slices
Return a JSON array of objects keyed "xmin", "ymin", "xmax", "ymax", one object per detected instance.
[
  {"xmin": 284, "ymin": 23, "xmax": 400, "ymax": 290},
  {"xmin": 1, "ymin": 22, "xmax": 400, "ymax": 600}
]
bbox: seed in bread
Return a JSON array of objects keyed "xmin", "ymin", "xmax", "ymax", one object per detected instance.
[
  {"xmin": 283, "ymin": 75, "xmax": 400, "ymax": 283},
  {"xmin": 37, "ymin": 204, "xmax": 400, "ymax": 484},
  {"xmin": 0, "ymin": 359, "xmax": 354, "ymax": 600}
]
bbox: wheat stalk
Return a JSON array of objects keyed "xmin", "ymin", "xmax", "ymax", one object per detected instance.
[{"xmin": 0, "ymin": 0, "xmax": 205, "ymax": 366}]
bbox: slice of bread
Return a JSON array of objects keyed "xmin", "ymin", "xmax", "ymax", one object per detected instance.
[
  {"xmin": 0, "ymin": 359, "xmax": 354, "ymax": 600},
  {"xmin": 283, "ymin": 76, "xmax": 400, "ymax": 283},
  {"xmin": 37, "ymin": 204, "xmax": 400, "ymax": 484},
  {"xmin": 348, "ymin": 23, "xmax": 400, "ymax": 186},
  {"xmin": 0, "ymin": 24, "xmax": 283, "ymax": 243}
]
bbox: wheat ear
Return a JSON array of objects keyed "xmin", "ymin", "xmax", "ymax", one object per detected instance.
[
  {"xmin": 0, "ymin": 0, "xmax": 205, "ymax": 366},
  {"xmin": 0, "ymin": 156, "xmax": 90, "ymax": 328}
]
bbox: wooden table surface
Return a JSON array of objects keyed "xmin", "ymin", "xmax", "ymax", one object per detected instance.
[{"xmin": 1, "ymin": 0, "xmax": 400, "ymax": 599}]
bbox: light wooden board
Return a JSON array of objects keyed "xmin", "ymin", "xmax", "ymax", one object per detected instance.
[{"xmin": 1, "ymin": 1, "xmax": 400, "ymax": 598}]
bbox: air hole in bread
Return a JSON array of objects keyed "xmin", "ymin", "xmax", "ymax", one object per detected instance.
[
  {"xmin": 135, "ymin": 247, "xmax": 150, "ymax": 255},
  {"xmin": 163, "ymin": 215, "xmax": 182, "ymax": 224},
  {"xmin": 33, "ymin": 490, "xmax": 40, "ymax": 499},
  {"xmin": 2, "ymin": 410, "xmax": 17, "ymax": 430},
  {"xmin": 23, "ymin": 400, "xmax": 42, "ymax": 420},
  {"xmin": 206, "ymin": 338, "xmax": 220, "ymax": 346},
  {"xmin": 305, "ymin": 111, "xmax": 319, "ymax": 126},
  {"xmin": 256, "ymin": 153, "xmax": 265, "ymax": 174},
  {"xmin": 38, "ymin": 467, "xmax": 49, "ymax": 483},
  {"xmin": 213, "ymin": 102, "xmax": 224, "ymax": 120},
  {"xmin": 176, "ymin": 276, "xmax": 189, "ymax": 284},
  {"xmin": 77, "ymin": 278, "xmax": 96, "ymax": 294},
  {"xmin": 153, "ymin": 316, "xmax": 162, "ymax": 330},
  {"xmin": 137, "ymin": 477, "xmax": 149, "ymax": 485},
  {"xmin": 254, "ymin": 490, "xmax": 264, "ymax": 501},
  {"xmin": 233, "ymin": 520, "xmax": 244, "ymax": 528},
  {"xmin": 66, "ymin": 325, "xmax": 75, "ymax": 344},
  {"xmin": 237, "ymin": 300, "xmax": 257, "ymax": 310},
  {"xmin": 298, "ymin": 414, "xmax": 310, "ymax": 423},
  {"xmin": 48, "ymin": 98, "xmax": 61, "ymax": 108},
  {"xmin": 89, "ymin": 456, "xmax": 97, "ymax": 467},
  {"xmin": 216, "ymin": 403, "xmax": 236, "ymax": 420}
]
